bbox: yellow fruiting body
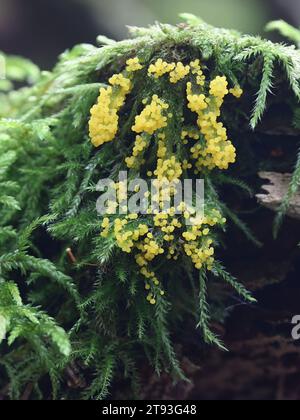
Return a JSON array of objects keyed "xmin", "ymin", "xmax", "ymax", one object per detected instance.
[
  {"xmin": 126, "ymin": 57, "xmax": 143, "ymax": 72},
  {"xmin": 209, "ymin": 76, "xmax": 229, "ymax": 99},
  {"xmin": 169, "ymin": 62, "xmax": 190, "ymax": 84},
  {"xmin": 148, "ymin": 59, "xmax": 176, "ymax": 78},
  {"xmin": 89, "ymin": 57, "xmax": 243, "ymax": 304},
  {"xmin": 125, "ymin": 135, "xmax": 148, "ymax": 169},
  {"xmin": 187, "ymin": 73, "xmax": 237, "ymax": 171},
  {"xmin": 109, "ymin": 73, "xmax": 132, "ymax": 93},
  {"xmin": 132, "ymin": 95, "xmax": 169, "ymax": 135},
  {"xmin": 89, "ymin": 72, "xmax": 132, "ymax": 147},
  {"xmin": 89, "ymin": 87, "xmax": 119, "ymax": 147},
  {"xmin": 230, "ymin": 85, "xmax": 244, "ymax": 98}
]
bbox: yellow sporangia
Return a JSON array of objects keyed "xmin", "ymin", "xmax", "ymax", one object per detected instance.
[
  {"xmin": 169, "ymin": 62, "xmax": 190, "ymax": 84},
  {"xmin": 148, "ymin": 59, "xmax": 175, "ymax": 78},
  {"xmin": 89, "ymin": 57, "xmax": 243, "ymax": 304},
  {"xmin": 89, "ymin": 73, "xmax": 132, "ymax": 147},
  {"xmin": 132, "ymin": 95, "xmax": 169, "ymax": 135},
  {"xmin": 126, "ymin": 57, "xmax": 143, "ymax": 72}
]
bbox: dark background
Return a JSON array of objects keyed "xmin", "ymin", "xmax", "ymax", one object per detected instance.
[{"xmin": 0, "ymin": 0, "xmax": 300, "ymax": 69}]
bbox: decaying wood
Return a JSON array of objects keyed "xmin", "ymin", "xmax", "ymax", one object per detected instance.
[
  {"xmin": 257, "ymin": 172, "xmax": 300, "ymax": 220},
  {"xmin": 20, "ymin": 383, "xmax": 34, "ymax": 400},
  {"xmin": 65, "ymin": 363, "xmax": 86, "ymax": 389}
]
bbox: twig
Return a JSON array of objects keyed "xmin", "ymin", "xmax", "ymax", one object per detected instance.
[
  {"xmin": 20, "ymin": 383, "xmax": 34, "ymax": 400},
  {"xmin": 65, "ymin": 363, "xmax": 86, "ymax": 389},
  {"xmin": 66, "ymin": 248, "xmax": 77, "ymax": 264}
]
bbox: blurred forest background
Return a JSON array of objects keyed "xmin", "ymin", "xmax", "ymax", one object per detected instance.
[{"xmin": 1, "ymin": 0, "xmax": 300, "ymax": 69}]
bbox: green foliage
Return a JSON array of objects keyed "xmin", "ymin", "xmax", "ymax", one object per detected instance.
[
  {"xmin": 0, "ymin": 52, "xmax": 40, "ymax": 92},
  {"xmin": 0, "ymin": 16, "xmax": 299, "ymax": 399},
  {"xmin": 266, "ymin": 20, "xmax": 300, "ymax": 46},
  {"xmin": 264, "ymin": 21, "xmax": 300, "ymax": 236},
  {"xmin": 236, "ymin": 42, "xmax": 300, "ymax": 127},
  {"xmin": 198, "ymin": 270, "xmax": 227, "ymax": 350},
  {"xmin": 212, "ymin": 261, "xmax": 257, "ymax": 303},
  {"xmin": 0, "ymin": 281, "xmax": 71, "ymax": 356}
]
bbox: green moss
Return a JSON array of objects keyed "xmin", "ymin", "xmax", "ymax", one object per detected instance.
[{"xmin": 0, "ymin": 16, "xmax": 300, "ymax": 400}]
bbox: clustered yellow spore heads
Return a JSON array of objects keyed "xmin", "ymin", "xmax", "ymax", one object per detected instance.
[
  {"xmin": 126, "ymin": 57, "xmax": 143, "ymax": 72},
  {"xmin": 186, "ymin": 85, "xmax": 207, "ymax": 113},
  {"xmin": 100, "ymin": 206, "xmax": 226, "ymax": 304},
  {"xmin": 125, "ymin": 135, "xmax": 148, "ymax": 169},
  {"xmin": 132, "ymin": 95, "xmax": 169, "ymax": 135},
  {"xmin": 148, "ymin": 59, "xmax": 191, "ymax": 84},
  {"xmin": 89, "ymin": 87, "xmax": 119, "ymax": 147},
  {"xmin": 155, "ymin": 155, "xmax": 183, "ymax": 182},
  {"xmin": 209, "ymin": 76, "xmax": 229, "ymax": 99},
  {"xmin": 148, "ymin": 59, "xmax": 176, "ymax": 78},
  {"xmin": 186, "ymin": 71, "xmax": 241, "ymax": 171},
  {"xmin": 230, "ymin": 85, "xmax": 243, "ymax": 98},
  {"xmin": 109, "ymin": 73, "xmax": 131, "ymax": 93},
  {"xmin": 89, "ymin": 56, "xmax": 244, "ymax": 304},
  {"xmin": 182, "ymin": 210, "xmax": 225, "ymax": 270},
  {"xmin": 89, "ymin": 73, "xmax": 132, "ymax": 147},
  {"xmin": 169, "ymin": 62, "xmax": 190, "ymax": 84},
  {"xmin": 114, "ymin": 218, "xmax": 149, "ymax": 253}
]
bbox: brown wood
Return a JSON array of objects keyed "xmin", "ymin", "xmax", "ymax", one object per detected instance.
[{"xmin": 257, "ymin": 171, "xmax": 300, "ymax": 220}]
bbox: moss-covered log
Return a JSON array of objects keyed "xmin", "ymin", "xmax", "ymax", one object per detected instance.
[{"xmin": 1, "ymin": 16, "xmax": 300, "ymax": 400}]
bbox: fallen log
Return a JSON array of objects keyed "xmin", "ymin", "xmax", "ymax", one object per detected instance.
[{"xmin": 257, "ymin": 172, "xmax": 300, "ymax": 220}]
